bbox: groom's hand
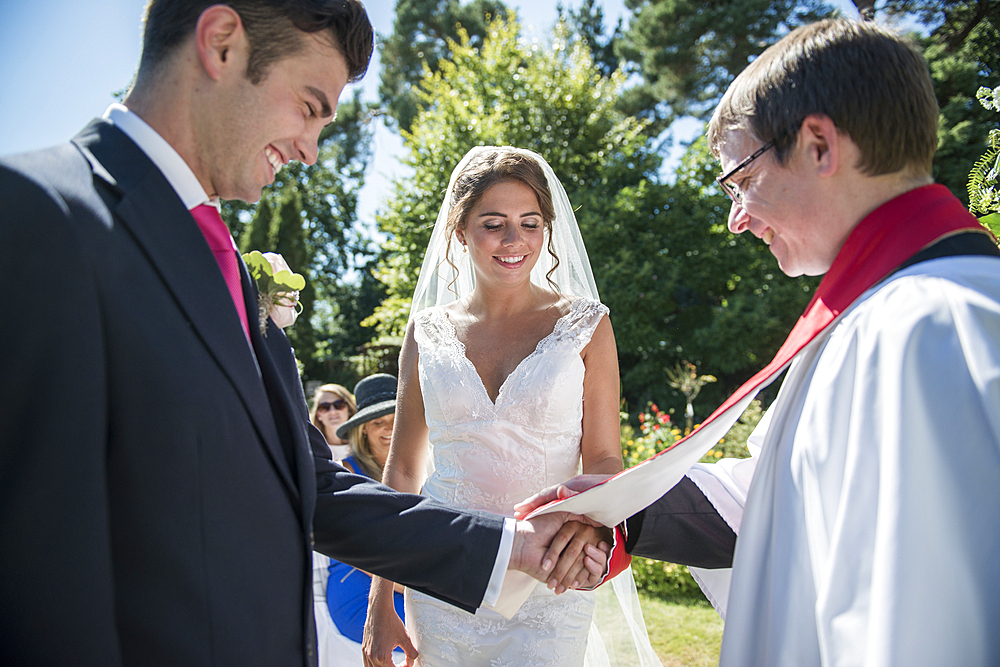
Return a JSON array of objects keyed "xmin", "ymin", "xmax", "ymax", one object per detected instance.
[
  {"xmin": 513, "ymin": 474, "xmax": 615, "ymax": 519},
  {"xmin": 544, "ymin": 520, "xmax": 613, "ymax": 593},
  {"xmin": 511, "ymin": 513, "xmax": 611, "ymax": 592}
]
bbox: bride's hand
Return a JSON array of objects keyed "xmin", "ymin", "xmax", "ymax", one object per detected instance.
[
  {"xmin": 543, "ymin": 520, "xmax": 613, "ymax": 593},
  {"xmin": 513, "ymin": 474, "xmax": 615, "ymax": 519},
  {"xmin": 363, "ymin": 578, "xmax": 417, "ymax": 667}
]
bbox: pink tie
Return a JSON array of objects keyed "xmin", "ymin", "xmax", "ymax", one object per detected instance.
[{"xmin": 191, "ymin": 204, "xmax": 251, "ymax": 341}]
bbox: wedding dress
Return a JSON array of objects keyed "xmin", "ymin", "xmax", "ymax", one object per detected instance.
[
  {"xmin": 402, "ymin": 145, "xmax": 659, "ymax": 667},
  {"xmin": 404, "ymin": 298, "xmax": 608, "ymax": 666}
]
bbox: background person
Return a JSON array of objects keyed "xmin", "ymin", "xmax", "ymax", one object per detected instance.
[
  {"xmin": 310, "ymin": 383, "xmax": 357, "ymax": 459},
  {"xmin": 320, "ymin": 375, "xmax": 408, "ymax": 665}
]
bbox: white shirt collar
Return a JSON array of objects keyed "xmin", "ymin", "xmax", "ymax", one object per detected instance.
[{"xmin": 103, "ymin": 103, "xmax": 218, "ymax": 212}]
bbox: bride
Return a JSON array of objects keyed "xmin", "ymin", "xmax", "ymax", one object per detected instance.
[{"xmin": 364, "ymin": 147, "xmax": 659, "ymax": 667}]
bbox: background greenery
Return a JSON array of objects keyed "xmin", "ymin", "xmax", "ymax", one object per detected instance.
[
  {"xmin": 222, "ymin": 0, "xmax": 998, "ymax": 419},
  {"xmin": 219, "ymin": 1, "xmax": 998, "ymax": 658}
]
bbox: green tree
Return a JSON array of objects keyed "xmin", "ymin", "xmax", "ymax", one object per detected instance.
[
  {"xmin": 893, "ymin": 2, "xmax": 1000, "ymax": 204},
  {"xmin": 378, "ymin": 0, "xmax": 508, "ymax": 133},
  {"xmin": 223, "ymin": 92, "xmax": 377, "ymax": 382},
  {"xmin": 590, "ymin": 135, "xmax": 817, "ymax": 414},
  {"xmin": 880, "ymin": 0, "xmax": 999, "ymax": 54},
  {"xmin": 615, "ymin": 0, "xmax": 837, "ymax": 133},
  {"xmin": 367, "ymin": 14, "xmax": 816, "ymax": 410},
  {"xmin": 556, "ymin": 0, "xmax": 623, "ymax": 77},
  {"xmin": 366, "ymin": 14, "xmax": 655, "ymax": 341}
]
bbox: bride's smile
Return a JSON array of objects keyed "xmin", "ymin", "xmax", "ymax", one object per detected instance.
[{"xmin": 457, "ymin": 179, "xmax": 545, "ymax": 285}]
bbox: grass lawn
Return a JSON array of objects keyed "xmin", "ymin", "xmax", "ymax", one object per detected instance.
[{"xmin": 638, "ymin": 594, "xmax": 724, "ymax": 667}]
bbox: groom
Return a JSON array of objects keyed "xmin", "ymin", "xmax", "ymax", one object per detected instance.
[
  {"xmin": 0, "ymin": 2, "xmax": 606, "ymax": 665},
  {"xmin": 519, "ymin": 18, "xmax": 1000, "ymax": 666}
]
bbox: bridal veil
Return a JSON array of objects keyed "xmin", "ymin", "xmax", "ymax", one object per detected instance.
[{"xmin": 408, "ymin": 146, "xmax": 662, "ymax": 667}]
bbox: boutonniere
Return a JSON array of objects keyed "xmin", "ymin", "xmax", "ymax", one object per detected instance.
[{"xmin": 242, "ymin": 251, "xmax": 306, "ymax": 335}]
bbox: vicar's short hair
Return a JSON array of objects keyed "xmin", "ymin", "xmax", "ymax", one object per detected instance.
[
  {"xmin": 708, "ymin": 19, "xmax": 938, "ymax": 177},
  {"xmin": 138, "ymin": 0, "xmax": 373, "ymax": 84}
]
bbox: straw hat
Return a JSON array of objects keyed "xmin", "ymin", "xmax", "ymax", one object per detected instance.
[{"xmin": 334, "ymin": 374, "xmax": 397, "ymax": 440}]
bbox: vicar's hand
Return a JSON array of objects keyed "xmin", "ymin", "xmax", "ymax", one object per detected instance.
[
  {"xmin": 511, "ymin": 513, "xmax": 610, "ymax": 592},
  {"xmin": 512, "ymin": 474, "xmax": 615, "ymax": 520}
]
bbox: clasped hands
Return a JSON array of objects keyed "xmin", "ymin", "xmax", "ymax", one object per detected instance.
[
  {"xmin": 509, "ymin": 510, "xmax": 612, "ymax": 594},
  {"xmin": 510, "ymin": 474, "xmax": 617, "ymax": 592},
  {"xmin": 362, "ymin": 479, "xmax": 614, "ymax": 667}
]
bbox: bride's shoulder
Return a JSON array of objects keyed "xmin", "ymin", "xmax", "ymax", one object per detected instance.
[
  {"xmin": 544, "ymin": 295, "xmax": 608, "ymax": 333},
  {"xmin": 412, "ymin": 303, "xmax": 450, "ymax": 322}
]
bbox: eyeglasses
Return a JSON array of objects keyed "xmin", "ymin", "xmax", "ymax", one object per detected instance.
[
  {"xmin": 317, "ymin": 399, "xmax": 348, "ymax": 413},
  {"xmin": 716, "ymin": 140, "xmax": 775, "ymax": 205}
]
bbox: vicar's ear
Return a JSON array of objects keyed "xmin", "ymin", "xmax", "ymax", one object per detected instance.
[
  {"xmin": 195, "ymin": 5, "xmax": 245, "ymax": 80},
  {"xmin": 797, "ymin": 114, "xmax": 840, "ymax": 178}
]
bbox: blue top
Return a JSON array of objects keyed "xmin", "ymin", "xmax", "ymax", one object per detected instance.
[{"xmin": 326, "ymin": 455, "xmax": 406, "ymax": 642}]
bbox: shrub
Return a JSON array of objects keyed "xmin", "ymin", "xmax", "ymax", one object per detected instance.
[{"xmin": 620, "ymin": 399, "xmax": 764, "ymax": 601}]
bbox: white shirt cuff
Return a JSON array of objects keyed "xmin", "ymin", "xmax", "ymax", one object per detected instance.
[{"xmin": 481, "ymin": 517, "xmax": 515, "ymax": 608}]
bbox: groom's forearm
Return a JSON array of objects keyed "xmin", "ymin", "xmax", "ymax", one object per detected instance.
[
  {"xmin": 625, "ymin": 476, "xmax": 737, "ymax": 569},
  {"xmin": 313, "ymin": 461, "xmax": 503, "ymax": 613}
]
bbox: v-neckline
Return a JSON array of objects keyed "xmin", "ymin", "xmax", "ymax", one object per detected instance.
[{"xmin": 442, "ymin": 302, "xmax": 578, "ymax": 407}]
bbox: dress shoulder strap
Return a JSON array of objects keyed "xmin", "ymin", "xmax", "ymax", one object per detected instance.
[
  {"xmin": 545, "ymin": 297, "xmax": 609, "ymax": 354},
  {"xmin": 412, "ymin": 306, "xmax": 447, "ymax": 343}
]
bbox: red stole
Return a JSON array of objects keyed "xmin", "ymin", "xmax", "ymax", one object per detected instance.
[{"xmin": 534, "ymin": 185, "xmax": 990, "ymax": 575}]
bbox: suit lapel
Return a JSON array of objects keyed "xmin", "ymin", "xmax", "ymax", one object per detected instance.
[{"xmin": 73, "ymin": 120, "xmax": 299, "ymax": 499}]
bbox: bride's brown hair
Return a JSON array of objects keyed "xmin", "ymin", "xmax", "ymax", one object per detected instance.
[{"xmin": 443, "ymin": 150, "xmax": 561, "ymax": 291}]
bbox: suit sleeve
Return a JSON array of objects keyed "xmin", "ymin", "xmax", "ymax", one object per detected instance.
[
  {"xmin": 625, "ymin": 476, "xmax": 737, "ymax": 569},
  {"xmin": 310, "ymin": 429, "xmax": 505, "ymax": 613},
  {"xmin": 0, "ymin": 160, "xmax": 123, "ymax": 665},
  {"xmin": 258, "ymin": 325, "xmax": 505, "ymax": 614}
]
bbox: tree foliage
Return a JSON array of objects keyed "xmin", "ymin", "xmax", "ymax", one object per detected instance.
[
  {"xmin": 377, "ymin": 0, "xmax": 508, "ymax": 133},
  {"xmin": 615, "ymin": 0, "xmax": 837, "ymax": 132},
  {"xmin": 879, "ymin": 2, "xmax": 1000, "ymax": 204},
  {"xmin": 556, "ymin": 0, "xmax": 624, "ymax": 77},
  {"xmin": 881, "ymin": 0, "xmax": 1000, "ymax": 55},
  {"xmin": 590, "ymin": 136, "xmax": 816, "ymax": 414}
]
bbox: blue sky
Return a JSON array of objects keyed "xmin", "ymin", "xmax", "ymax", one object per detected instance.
[
  {"xmin": 0, "ymin": 0, "xmax": 633, "ymax": 226},
  {"xmin": 1, "ymin": 0, "xmax": 867, "ymax": 227}
]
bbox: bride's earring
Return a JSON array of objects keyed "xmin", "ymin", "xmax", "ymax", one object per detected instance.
[{"xmin": 462, "ymin": 243, "xmax": 467, "ymax": 253}]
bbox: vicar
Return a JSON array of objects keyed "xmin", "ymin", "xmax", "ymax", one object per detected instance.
[
  {"xmin": 518, "ymin": 18, "xmax": 1000, "ymax": 666},
  {"xmin": 0, "ymin": 2, "xmax": 606, "ymax": 665}
]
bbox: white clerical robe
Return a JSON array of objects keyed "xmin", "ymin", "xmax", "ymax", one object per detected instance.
[{"xmin": 690, "ymin": 255, "xmax": 1000, "ymax": 666}]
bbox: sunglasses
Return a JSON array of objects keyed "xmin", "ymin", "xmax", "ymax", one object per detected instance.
[{"xmin": 317, "ymin": 399, "xmax": 348, "ymax": 413}]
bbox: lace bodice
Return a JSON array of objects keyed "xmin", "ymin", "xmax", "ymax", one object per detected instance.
[{"xmin": 413, "ymin": 297, "xmax": 609, "ymax": 515}]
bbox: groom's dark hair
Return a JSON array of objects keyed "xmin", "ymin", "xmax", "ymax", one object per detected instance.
[{"xmin": 138, "ymin": 0, "xmax": 373, "ymax": 84}]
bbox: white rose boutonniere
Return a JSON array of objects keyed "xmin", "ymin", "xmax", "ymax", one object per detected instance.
[{"xmin": 242, "ymin": 250, "xmax": 306, "ymax": 335}]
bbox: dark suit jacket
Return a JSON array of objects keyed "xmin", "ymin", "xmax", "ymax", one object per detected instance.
[{"xmin": 0, "ymin": 119, "xmax": 503, "ymax": 667}]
